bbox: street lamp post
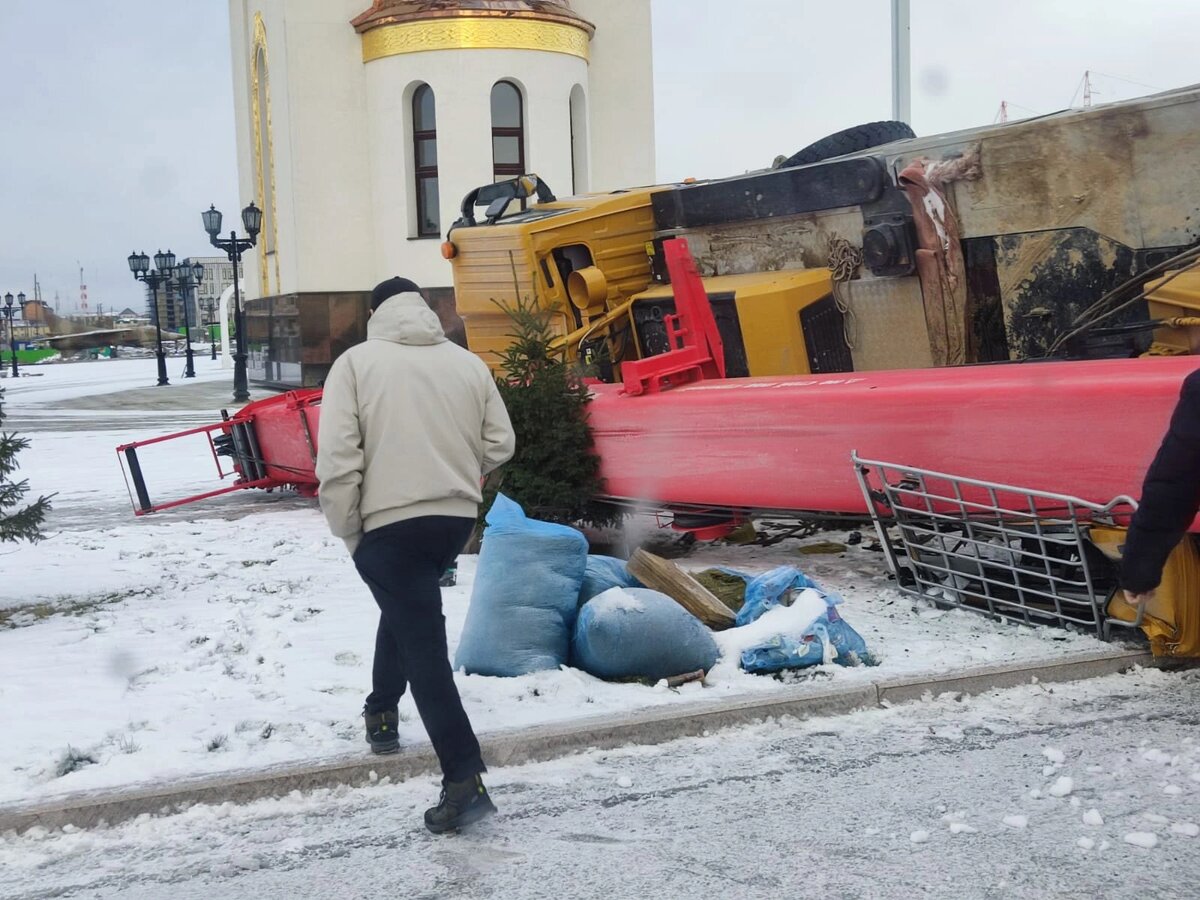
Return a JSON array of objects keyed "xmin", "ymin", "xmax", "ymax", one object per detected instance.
[
  {"xmin": 127, "ymin": 250, "xmax": 176, "ymax": 386},
  {"xmin": 202, "ymin": 297, "xmax": 218, "ymax": 360},
  {"xmin": 202, "ymin": 203, "xmax": 261, "ymax": 403},
  {"xmin": 171, "ymin": 262, "xmax": 205, "ymax": 379},
  {"xmin": 2, "ymin": 292, "xmax": 27, "ymax": 378}
]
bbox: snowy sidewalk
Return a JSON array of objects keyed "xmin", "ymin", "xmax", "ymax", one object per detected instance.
[
  {"xmin": 0, "ymin": 359, "xmax": 1147, "ymax": 815},
  {"xmin": 4, "ymin": 668, "xmax": 1198, "ymax": 900}
]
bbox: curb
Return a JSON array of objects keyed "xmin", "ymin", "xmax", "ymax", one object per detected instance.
[{"xmin": 0, "ymin": 648, "xmax": 1155, "ymax": 835}]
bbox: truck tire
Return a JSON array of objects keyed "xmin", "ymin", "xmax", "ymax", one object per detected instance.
[{"xmin": 782, "ymin": 121, "xmax": 916, "ymax": 168}]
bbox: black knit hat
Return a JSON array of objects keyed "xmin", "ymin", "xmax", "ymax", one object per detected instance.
[{"xmin": 371, "ymin": 276, "xmax": 422, "ymax": 311}]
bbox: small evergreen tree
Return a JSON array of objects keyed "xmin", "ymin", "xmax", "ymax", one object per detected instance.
[
  {"xmin": 483, "ymin": 297, "xmax": 619, "ymax": 529},
  {"xmin": 0, "ymin": 387, "xmax": 51, "ymax": 543}
]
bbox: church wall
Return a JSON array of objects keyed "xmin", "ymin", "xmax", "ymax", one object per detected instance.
[
  {"xmin": 572, "ymin": 0, "xmax": 657, "ymax": 190},
  {"xmin": 228, "ymin": 1, "xmax": 376, "ymax": 302},
  {"xmin": 364, "ymin": 49, "xmax": 588, "ymax": 290}
]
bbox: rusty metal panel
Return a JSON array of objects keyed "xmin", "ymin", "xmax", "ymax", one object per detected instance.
[
  {"xmin": 683, "ymin": 209, "xmax": 866, "ymax": 279},
  {"xmin": 996, "ymin": 229, "xmax": 1139, "ymax": 359}
]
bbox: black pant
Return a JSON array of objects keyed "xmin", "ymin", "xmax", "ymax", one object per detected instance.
[{"xmin": 353, "ymin": 516, "xmax": 484, "ymax": 783}]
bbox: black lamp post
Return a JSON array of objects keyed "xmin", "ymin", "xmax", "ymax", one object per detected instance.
[
  {"xmin": 128, "ymin": 249, "xmax": 175, "ymax": 386},
  {"xmin": 171, "ymin": 261, "xmax": 205, "ymax": 379},
  {"xmin": 203, "ymin": 203, "xmax": 261, "ymax": 403},
  {"xmin": 202, "ymin": 296, "xmax": 218, "ymax": 360},
  {"xmin": 2, "ymin": 291, "xmax": 27, "ymax": 378}
]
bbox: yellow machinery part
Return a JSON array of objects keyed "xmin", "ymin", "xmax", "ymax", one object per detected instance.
[
  {"xmin": 1145, "ymin": 268, "xmax": 1200, "ymax": 356},
  {"xmin": 1093, "ymin": 525, "xmax": 1200, "ymax": 658},
  {"xmin": 628, "ymin": 269, "xmax": 835, "ymax": 377}
]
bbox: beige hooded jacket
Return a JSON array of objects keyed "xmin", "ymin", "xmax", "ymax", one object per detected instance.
[{"xmin": 315, "ymin": 292, "xmax": 515, "ymax": 553}]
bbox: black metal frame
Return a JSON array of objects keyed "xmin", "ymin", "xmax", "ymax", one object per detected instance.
[{"xmin": 1, "ymin": 293, "xmax": 25, "ymax": 378}]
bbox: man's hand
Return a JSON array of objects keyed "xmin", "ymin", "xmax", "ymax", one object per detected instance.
[{"xmin": 1123, "ymin": 589, "xmax": 1156, "ymax": 608}]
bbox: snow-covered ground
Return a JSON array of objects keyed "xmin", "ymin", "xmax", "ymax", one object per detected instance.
[
  {"xmin": 0, "ymin": 359, "xmax": 1127, "ymax": 808},
  {"xmin": 3, "ymin": 668, "xmax": 1198, "ymax": 899}
]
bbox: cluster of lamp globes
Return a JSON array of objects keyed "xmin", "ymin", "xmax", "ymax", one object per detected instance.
[{"xmin": 124, "ymin": 202, "xmax": 262, "ymax": 390}]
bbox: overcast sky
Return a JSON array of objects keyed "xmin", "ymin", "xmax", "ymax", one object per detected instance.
[{"xmin": 1, "ymin": 0, "xmax": 1199, "ymax": 314}]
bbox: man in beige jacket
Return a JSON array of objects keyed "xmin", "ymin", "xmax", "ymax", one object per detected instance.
[{"xmin": 316, "ymin": 277, "xmax": 515, "ymax": 834}]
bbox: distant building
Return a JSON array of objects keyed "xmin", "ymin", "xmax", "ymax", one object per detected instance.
[
  {"xmin": 142, "ymin": 256, "xmax": 236, "ymax": 333},
  {"xmin": 184, "ymin": 256, "xmax": 236, "ymax": 326}
]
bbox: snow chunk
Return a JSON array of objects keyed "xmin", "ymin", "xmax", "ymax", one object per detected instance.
[
  {"xmin": 1048, "ymin": 776, "xmax": 1074, "ymax": 798},
  {"xmin": 1029, "ymin": 788, "xmax": 1043, "ymax": 799},
  {"xmin": 1042, "ymin": 747, "xmax": 1066, "ymax": 765},
  {"xmin": 1077, "ymin": 837, "xmax": 1095, "ymax": 850},
  {"xmin": 1143, "ymin": 813, "xmax": 1169, "ymax": 825},
  {"xmin": 1042, "ymin": 765, "xmax": 1057, "ymax": 777},
  {"xmin": 949, "ymin": 822, "xmax": 977, "ymax": 834},
  {"xmin": 1163, "ymin": 785, "xmax": 1182, "ymax": 796},
  {"xmin": 1142, "ymin": 749, "xmax": 1173, "ymax": 765},
  {"xmin": 910, "ymin": 830, "xmax": 930, "ymax": 844},
  {"xmin": 1171, "ymin": 823, "xmax": 1200, "ymax": 837},
  {"xmin": 592, "ymin": 588, "xmax": 646, "ymax": 615},
  {"xmin": 1082, "ymin": 809, "xmax": 1104, "ymax": 827},
  {"xmin": 616, "ymin": 776, "xmax": 633, "ymax": 789},
  {"xmin": 712, "ymin": 589, "xmax": 828, "ymax": 662},
  {"xmin": 1002, "ymin": 815, "xmax": 1028, "ymax": 829},
  {"xmin": 1124, "ymin": 832, "xmax": 1159, "ymax": 849}
]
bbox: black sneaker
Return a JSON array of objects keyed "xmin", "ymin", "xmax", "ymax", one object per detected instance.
[
  {"xmin": 363, "ymin": 709, "xmax": 400, "ymax": 755},
  {"xmin": 424, "ymin": 775, "xmax": 497, "ymax": 834}
]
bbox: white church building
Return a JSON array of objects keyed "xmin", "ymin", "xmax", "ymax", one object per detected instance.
[{"xmin": 226, "ymin": 0, "xmax": 655, "ymax": 386}]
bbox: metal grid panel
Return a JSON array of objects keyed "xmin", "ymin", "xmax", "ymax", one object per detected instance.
[{"xmin": 853, "ymin": 453, "xmax": 1142, "ymax": 640}]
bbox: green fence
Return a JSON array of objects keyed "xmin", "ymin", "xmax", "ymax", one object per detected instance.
[{"xmin": 0, "ymin": 348, "xmax": 59, "ymax": 365}]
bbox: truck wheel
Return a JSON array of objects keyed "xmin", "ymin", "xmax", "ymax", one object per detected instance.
[{"xmin": 782, "ymin": 121, "xmax": 916, "ymax": 168}]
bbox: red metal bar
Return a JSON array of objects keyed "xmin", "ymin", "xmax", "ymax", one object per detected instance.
[{"xmin": 620, "ymin": 238, "xmax": 724, "ymax": 395}]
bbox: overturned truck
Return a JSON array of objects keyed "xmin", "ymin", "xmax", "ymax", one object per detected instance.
[{"xmin": 449, "ymin": 84, "xmax": 1200, "ymax": 378}]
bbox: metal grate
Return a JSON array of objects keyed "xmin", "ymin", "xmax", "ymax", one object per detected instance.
[{"xmin": 853, "ymin": 453, "xmax": 1143, "ymax": 640}]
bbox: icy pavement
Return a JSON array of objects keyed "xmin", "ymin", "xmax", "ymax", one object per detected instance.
[
  {"xmin": 3, "ymin": 669, "xmax": 1199, "ymax": 900},
  {"xmin": 0, "ymin": 359, "xmax": 1140, "ymax": 809}
]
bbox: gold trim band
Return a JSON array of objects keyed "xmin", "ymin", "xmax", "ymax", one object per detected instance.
[{"xmin": 362, "ymin": 19, "xmax": 589, "ymax": 63}]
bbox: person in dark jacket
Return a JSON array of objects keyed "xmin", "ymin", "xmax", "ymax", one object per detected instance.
[{"xmin": 1122, "ymin": 369, "xmax": 1200, "ymax": 605}]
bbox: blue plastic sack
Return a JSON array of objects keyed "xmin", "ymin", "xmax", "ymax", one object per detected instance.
[
  {"xmin": 739, "ymin": 610, "xmax": 873, "ymax": 673},
  {"xmin": 455, "ymin": 494, "xmax": 589, "ymax": 677},
  {"xmin": 578, "ymin": 556, "xmax": 642, "ymax": 607},
  {"xmin": 731, "ymin": 565, "xmax": 842, "ymax": 627},
  {"xmin": 722, "ymin": 565, "xmax": 871, "ymax": 673},
  {"xmin": 571, "ymin": 587, "xmax": 719, "ymax": 681}
]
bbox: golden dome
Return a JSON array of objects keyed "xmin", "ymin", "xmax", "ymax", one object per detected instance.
[{"xmin": 352, "ymin": 1, "xmax": 594, "ymax": 36}]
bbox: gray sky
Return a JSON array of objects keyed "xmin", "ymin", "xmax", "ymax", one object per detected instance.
[{"xmin": 2, "ymin": 0, "xmax": 1199, "ymax": 314}]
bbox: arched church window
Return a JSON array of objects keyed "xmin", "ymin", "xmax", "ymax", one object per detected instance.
[
  {"xmin": 491, "ymin": 81, "xmax": 525, "ymax": 183},
  {"xmin": 413, "ymin": 84, "xmax": 440, "ymax": 237}
]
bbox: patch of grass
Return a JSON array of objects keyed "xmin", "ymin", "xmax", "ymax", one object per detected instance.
[
  {"xmin": 260, "ymin": 724, "xmax": 274, "ymax": 740},
  {"xmin": 207, "ymin": 734, "xmax": 228, "ymax": 752},
  {"xmin": 56, "ymin": 747, "xmax": 98, "ymax": 777},
  {"xmin": 693, "ymin": 570, "xmax": 747, "ymax": 613},
  {"xmin": 0, "ymin": 588, "xmax": 156, "ymax": 630},
  {"xmin": 117, "ymin": 735, "xmax": 141, "ymax": 755}
]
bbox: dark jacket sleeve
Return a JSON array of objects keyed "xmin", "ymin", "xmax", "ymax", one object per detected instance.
[{"xmin": 1121, "ymin": 369, "xmax": 1200, "ymax": 593}]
